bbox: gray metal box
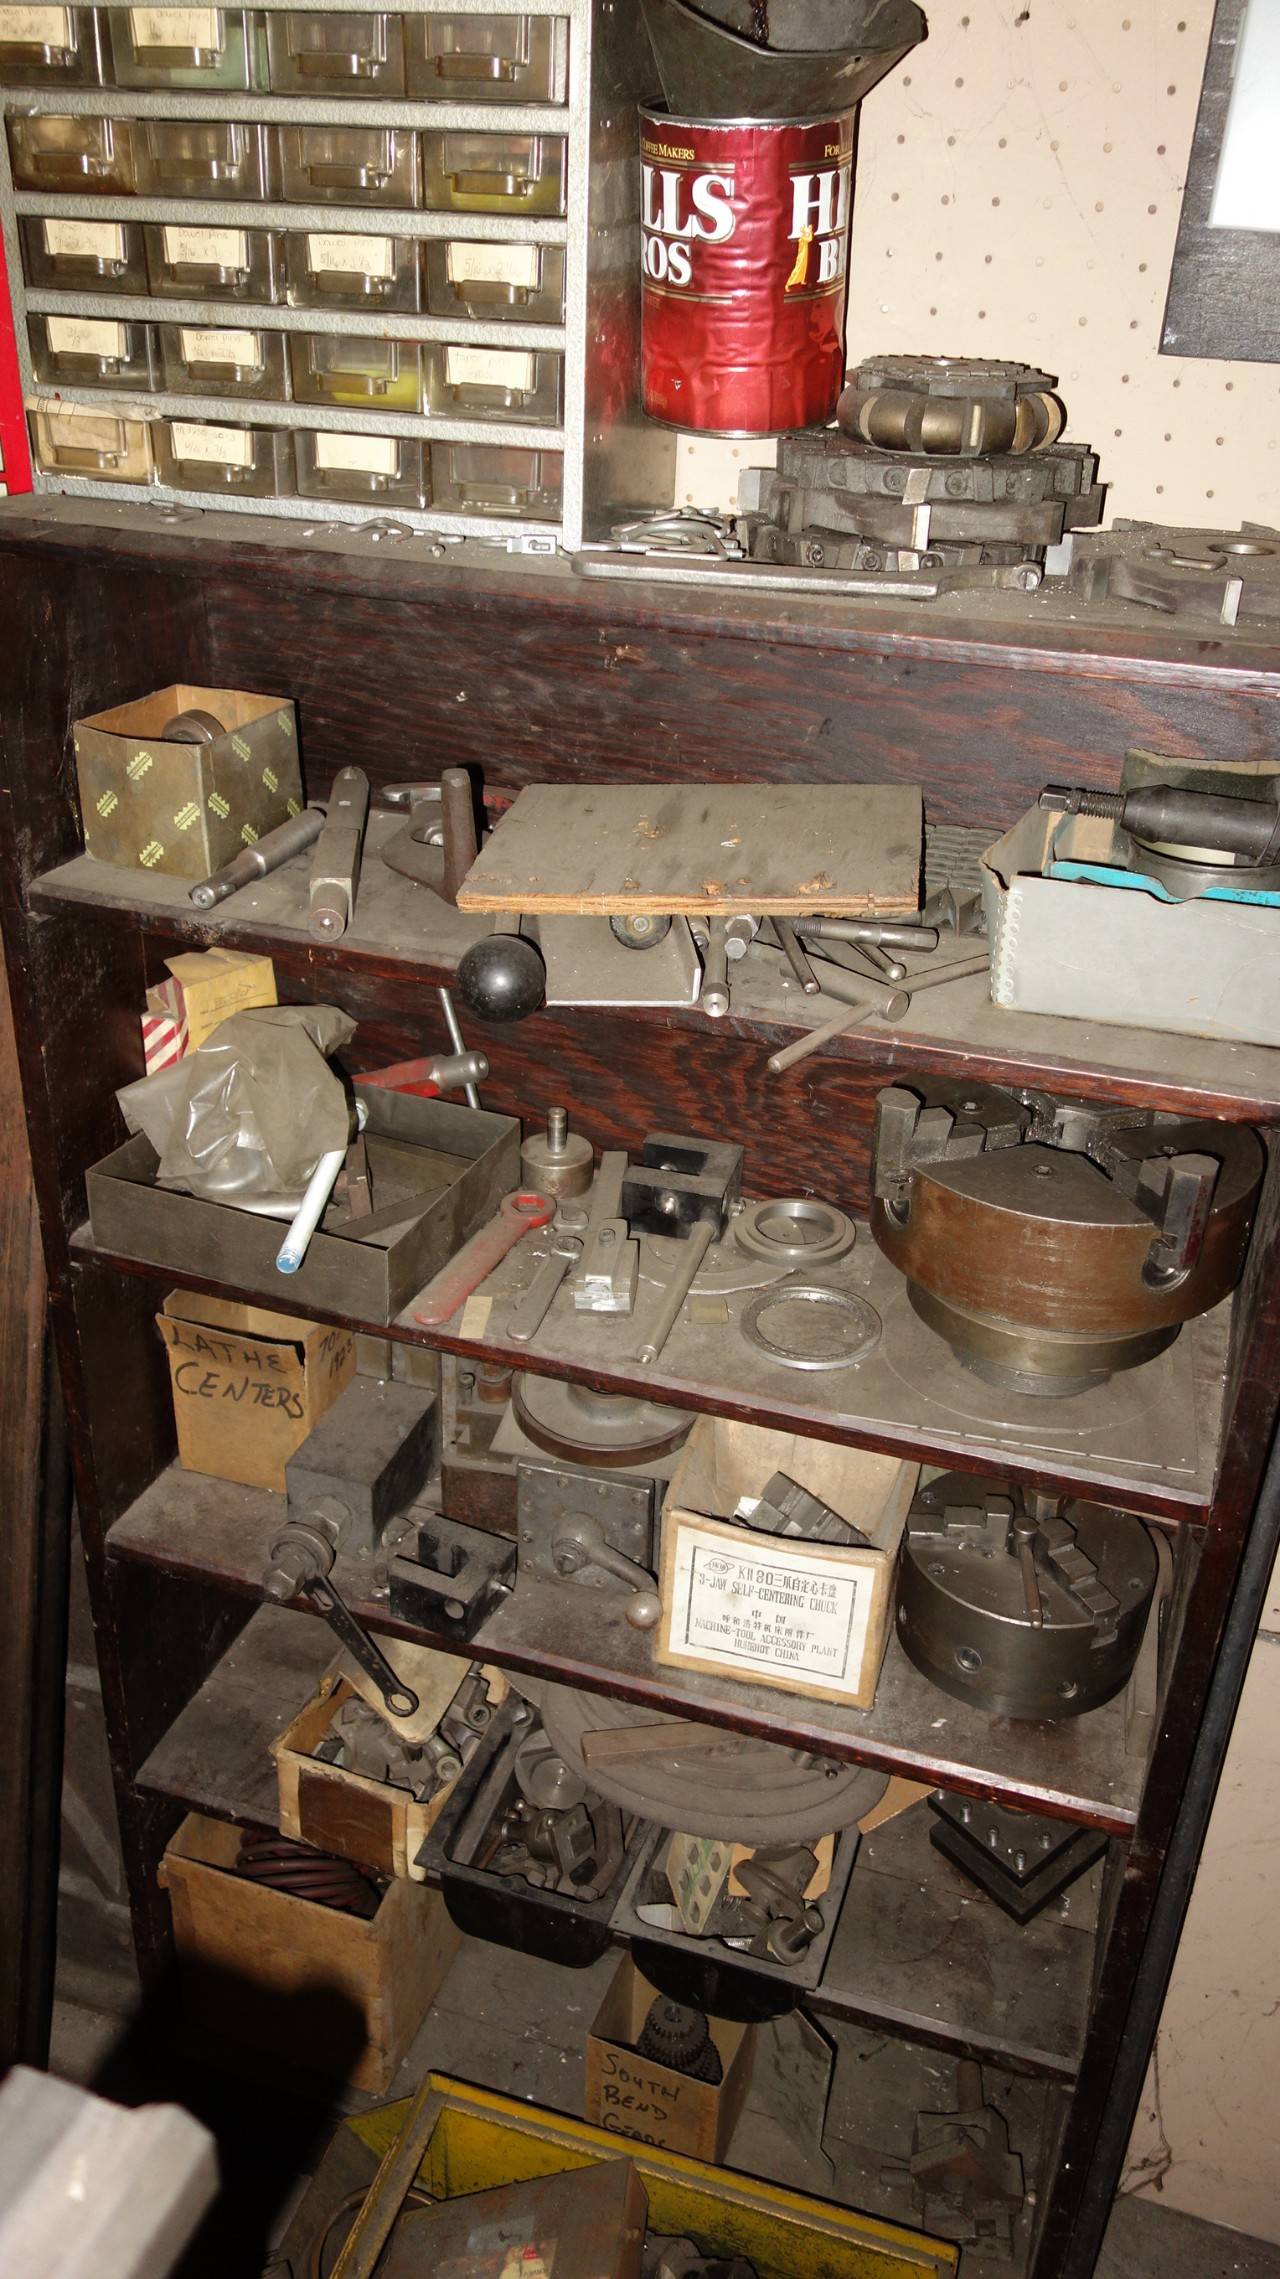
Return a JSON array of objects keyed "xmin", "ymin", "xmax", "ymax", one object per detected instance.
[{"xmin": 85, "ymin": 1090, "xmax": 520, "ymax": 1323}]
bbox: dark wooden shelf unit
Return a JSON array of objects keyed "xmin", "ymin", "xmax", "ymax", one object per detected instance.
[
  {"xmin": 4, "ymin": 499, "xmax": 1280, "ymax": 2279},
  {"xmin": 136, "ymin": 1605, "xmax": 1097, "ymax": 2084}
]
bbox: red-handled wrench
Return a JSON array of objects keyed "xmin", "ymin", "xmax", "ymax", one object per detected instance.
[{"xmin": 412, "ymin": 1190, "xmax": 554, "ymax": 1328}]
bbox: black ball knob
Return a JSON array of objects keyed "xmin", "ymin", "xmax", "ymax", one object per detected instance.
[{"xmin": 457, "ymin": 934, "xmax": 545, "ymax": 1024}]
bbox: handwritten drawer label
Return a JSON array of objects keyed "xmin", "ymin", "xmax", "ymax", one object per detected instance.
[
  {"xmin": 314, "ymin": 431, "xmax": 399, "ymax": 477},
  {"xmin": 43, "ymin": 218, "xmax": 125, "ymax": 260},
  {"xmin": 170, "ymin": 420, "xmax": 253, "ymax": 468},
  {"xmin": 444, "ymin": 344, "xmax": 534, "ymax": 391},
  {"xmin": 47, "ymin": 315, "xmax": 125, "ymax": 358},
  {"xmin": 129, "ymin": 6, "xmax": 220, "ymax": 48},
  {"xmin": 0, "ymin": 7, "xmax": 72, "ymax": 47},
  {"xmin": 161, "ymin": 223, "xmax": 248, "ymax": 269},
  {"xmin": 306, "ymin": 230, "xmax": 394, "ymax": 280},
  {"xmin": 446, "ymin": 240, "xmax": 539, "ymax": 289},
  {"xmin": 179, "ymin": 326, "xmax": 260, "ymax": 367}
]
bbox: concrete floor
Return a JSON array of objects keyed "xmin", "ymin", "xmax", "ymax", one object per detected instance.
[{"xmin": 48, "ymin": 1935, "xmax": 1280, "ymax": 2279}]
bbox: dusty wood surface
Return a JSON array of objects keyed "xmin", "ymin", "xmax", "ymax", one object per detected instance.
[{"xmin": 456, "ymin": 784, "xmax": 923, "ymax": 917}]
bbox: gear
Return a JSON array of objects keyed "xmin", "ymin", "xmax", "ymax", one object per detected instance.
[{"xmin": 635, "ymin": 1997, "xmax": 723, "ymax": 2084}]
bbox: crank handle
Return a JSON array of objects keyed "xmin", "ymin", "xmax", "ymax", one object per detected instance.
[{"xmin": 551, "ymin": 1516, "xmax": 662, "ymax": 1630}]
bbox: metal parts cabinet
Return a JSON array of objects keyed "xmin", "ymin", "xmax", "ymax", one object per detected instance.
[{"xmin": 3, "ymin": 495, "xmax": 1280, "ymax": 2278}]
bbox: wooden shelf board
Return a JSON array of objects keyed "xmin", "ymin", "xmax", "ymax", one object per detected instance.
[
  {"xmin": 111, "ymin": 1465, "xmax": 1147, "ymax": 1832},
  {"xmin": 71, "ymin": 1229, "xmax": 1227, "ymax": 1524},
  {"xmin": 136, "ymin": 1603, "xmax": 1094, "ymax": 2081},
  {"xmin": 33, "ymin": 833, "xmax": 1280, "ymax": 1124}
]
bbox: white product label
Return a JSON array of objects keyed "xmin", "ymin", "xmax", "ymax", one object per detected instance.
[
  {"xmin": 306, "ymin": 231, "xmax": 394, "ymax": 281},
  {"xmin": 444, "ymin": 345, "xmax": 534, "ymax": 391},
  {"xmin": 179, "ymin": 326, "xmax": 260, "ymax": 368},
  {"xmin": 314, "ymin": 431, "xmax": 398, "ymax": 477},
  {"xmin": 161, "ymin": 224, "xmax": 248, "ymax": 270},
  {"xmin": 43, "ymin": 218, "xmax": 125, "ymax": 260},
  {"xmin": 171, "ymin": 420, "xmax": 252, "ymax": 468},
  {"xmin": 47, "ymin": 315, "xmax": 125, "ymax": 359},
  {"xmin": 665, "ymin": 1521, "xmax": 875, "ymax": 1696},
  {"xmin": 0, "ymin": 8, "xmax": 72, "ymax": 47},
  {"xmin": 128, "ymin": 6, "xmax": 219, "ymax": 48},
  {"xmin": 446, "ymin": 240, "xmax": 539, "ymax": 289}
]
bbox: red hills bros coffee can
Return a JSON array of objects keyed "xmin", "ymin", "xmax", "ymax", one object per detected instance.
[{"xmin": 640, "ymin": 108, "xmax": 856, "ymax": 438}]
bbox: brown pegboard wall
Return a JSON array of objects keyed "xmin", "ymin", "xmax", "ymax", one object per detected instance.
[{"xmin": 677, "ymin": 0, "xmax": 1276, "ymax": 529}]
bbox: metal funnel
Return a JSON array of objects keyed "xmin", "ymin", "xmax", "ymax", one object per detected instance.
[{"xmin": 641, "ymin": 0, "xmax": 924, "ymax": 120}]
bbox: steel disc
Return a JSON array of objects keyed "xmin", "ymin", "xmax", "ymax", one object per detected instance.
[{"xmin": 513, "ymin": 1374, "xmax": 693, "ymax": 1466}]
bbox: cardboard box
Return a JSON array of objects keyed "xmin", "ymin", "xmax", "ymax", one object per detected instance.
[
  {"xmin": 274, "ymin": 1657, "xmax": 506, "ymax": 1881},
  {"xmin": 74, "ymin": 683, "xmax": 302, "ymax": 881},
  {"xmin": 981, "ymin": 799, "xmax": 1280, "ymax": 1047},
  {"xmin": 159, "ymin": 1812, "xmax": 461, "ymax": 2094},
  {"xmin": 584, "ymin": 1959, "xmax": 755, "ymax": 2163},
  {"xmin": 142, "ymin": 948, "xmax": 277, "ymax": 1066},
  {"xmin": 657, "ymin": 1418, "xmax": 918, "ymax": 1708},
  {"xmin": 87, "ymin": 1090, "xmax": 521, "ymax": 1324},
  {"xmin": 158, "ymin": 1291, "xmax": 356, "ymax": 1491}
]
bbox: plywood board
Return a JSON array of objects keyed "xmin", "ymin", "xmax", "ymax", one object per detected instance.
[{"xmin": 455, "ymin": 785, "xmax": 923, "ymax": 917}]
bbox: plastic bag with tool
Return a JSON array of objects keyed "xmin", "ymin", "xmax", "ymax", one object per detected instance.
[{"xmin": 117, "ymin": 1003, "xmax": 356, "ymax": 1205}]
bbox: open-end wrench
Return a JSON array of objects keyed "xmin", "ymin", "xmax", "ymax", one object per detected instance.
[{"xmin": 412, "ymin": 1190, "xmax": 554, "ymax": 1327}]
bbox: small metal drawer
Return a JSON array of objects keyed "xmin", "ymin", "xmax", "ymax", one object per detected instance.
[
  {"xmin": 423, "ymin": 341, "xmax": 561, "ymax": 425},
  {"xmin": 285, "ymin": 227, "xmax": 419, "ymax": 312},
  {"xmin": 29, "ymin": 310, "xmax": 154, "ymax": 388},
  {"xmin": 266, "ymin": 8, "xmax": 402, "ymax": 94},
  {"xmin": 422, "ymin": 129, "xmax": 566, "ymax": 216},
  {"xmin": 144, "ymin": 219, "xmax": 282, "ymax": 301},
  {"xmin": 405, "ymin": 12, "xmax": 567, "ymax": 105},
  {"xmin": 158, "ymin": 320, "xmax": 287, "ymax": 400},
  {"xmin": 280, "ymin": 123, "xmax": 418, "ymax": 208},
  {"xmin": 154, "ymin": 416, "xmax": 292, "ymax": 494},
  {"xmin": 107, "ymin": 5, "xmax": 261, "ymax": 90},
  {"xmin": 431, "ymin": 441, "xmax": 562, "ymax": 520},
  {"xmin": 8, "ymin": 110, "xmax": 135, "ymax": 191},
  {"xmin": 30, "ymin": 403, "xmax": 152, "ymax": 481},
  {"xmin": 20, "ymin": 212, "xmax": 146, "ymax": 292},
  {"xmin": 0, "ymin": 3, "xmax": 103, "ymax": 83},
  {"xmin": 295, "ymin": 426, "xmax": 427, "ymax": 509},
  {"xmin": 288, "ymin": 330, "xmax": 421, "ymax": 412},
  {"xmin": 424, "ymin": 236, "xmax": 564, "ymax": 323},
  {"xmin": 136, "ymin": 117, "xmax": 275, "ymax": 197}
]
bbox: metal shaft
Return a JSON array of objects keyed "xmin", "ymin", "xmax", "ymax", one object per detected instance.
[
  {"xmin": 189, "ymin": 805, "xmax": 323, "ymax": 910},
  {"xmin": 808, "ymin": 961, "xmax": 910, "ymax": 1020},
  {"xmin": 635, "ymin": 1218, "xmax": 715, "ymax": 1365},
  {"xmin": 1041, "ymin": 780, "xmax": 1280, "ymax": 863},
  {"xmin": 768, "ymin": 1000, "xmax": 872, "ymax": 1075},
  {"xmin": 439, "ymin": 767, "xmax": 479, "ymax": 906},
  {"xmin": 438, "ymin": 985, "xmax": 481, "ymax": 1110},
  {"xmin": 794, "ymin": 916, "xmax": 940, "ymax": 953},
  {"xmin": 773, "ymin": 918, "xmax": 820, "ymax": 993},
  {"xmin": 308, "ymin": 764, "xmax": 370, "ymax": 942},
  {"xmin": 697, "ymin": 918, "xmax": 730, "ymax": 1017}
]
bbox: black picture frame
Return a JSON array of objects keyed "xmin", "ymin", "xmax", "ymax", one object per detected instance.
[{"xmin": 1162, "ymin": 0, "xmax": 1280, "ymax": 364}]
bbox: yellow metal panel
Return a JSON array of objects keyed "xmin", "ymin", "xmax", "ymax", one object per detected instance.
[{"xmin": 348, "ymin": 2076, "xmax": 957, "ymax": 2279}]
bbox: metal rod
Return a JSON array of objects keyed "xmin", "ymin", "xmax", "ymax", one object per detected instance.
[
  {"xmin": 808, "ymin": 961, "xmax": 911, "ymax": 1021},
  {"xmin": 634, "ymin": 1218, "xmax": 715, "ymax": 1365},
  {"xmin": 773, "ymin": 918, "xmax": 820, "ymax": 993},
  {"xmin": 794, "ymin": 916, "xmax": 940, "ymax": 954},
  {"xmin": 189, "ymin": 805, "xmax": 323, "ymax": 909},
  {"xmin": 889, "ymin": 950, "xmax": 991, "ymax": 998},
  {"xmin": 438, "ymin": 985, "xmax": 481, "ymax": 1110},
  {"xmin": 767, "ymin": 1000, "xmax": 873, "ymax": 1076}
]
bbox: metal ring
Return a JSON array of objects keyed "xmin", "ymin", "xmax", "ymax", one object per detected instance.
[
  {"xmin": 741, "ymin": 1283, "xmax": 882, "ymax": 1372},
  {"xmin": 734, "ymin": 1196, "xmax": 857, "ymax": 1269}
]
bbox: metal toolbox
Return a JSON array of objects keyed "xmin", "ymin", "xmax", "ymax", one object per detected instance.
[
  {"xmin": 421, "ymin": 126, "xmax": 567, "ymax": 216},
  {"xmin": 424, "ymin": 234, "xmax": 565, "ymax": 322},
  {"xmin": 20, "ymin": 212, "xmax": 147, "ymax": 292},
  {"xmin": 85, "ymin": 1090, "xmax": 521, "ymax": 1322},
  {"xmin": 266, "ymin": 7, "xmax": 404, "ymax": 94},
  {"xmin": 405, "ymin": 11, "xmax": 568, "ymax": 104},
  {"xmin": 295, "ymin": 425, "xmax": 428, "ymax": 508},
  {"xmin": 28, "ymin": 310, "xmax": 154, "ymax": 389},
  {"xmin": 422, "ymin": 340, "xmax": 562, "ymax": 424},
  {"xmin": 153, "ymin": 416, "xmax": 293, "ymax": 494},
  {"xmin": 285, "ymin": 224, "xmax": 420, "ymax": 311},
  {"xmin": 157, "ymin": 318, "xmax": 287, "ymax": 399},
  {"xmin": 106, "ymin": 5, "xmax": 262, "ymax": 90},
  {"xmin": 144, "ymin": 218, "xmax": 283, "ymax": 300},
  {"xmin": 0, "ymin": 3, "xmax": 105, "ymax": 84}
]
